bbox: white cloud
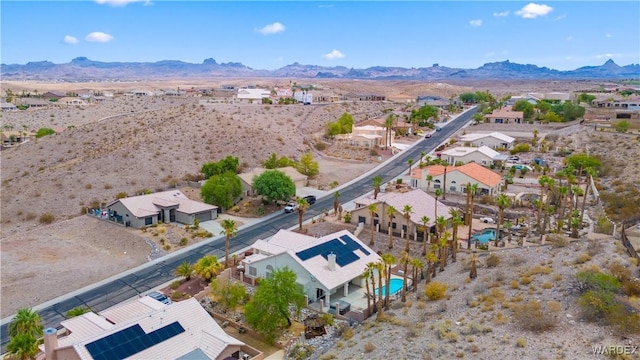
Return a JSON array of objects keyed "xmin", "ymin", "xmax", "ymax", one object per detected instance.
[
  {"xmin": 323, "ymin": 49, "xmax": 345, "ymax": 60},
  {"xmin": 95, "ymin": 0, "xmax": 151, "ymax": 6},
  {"xmin": 85, "ymin": 32, "xmax": 114, "ymax": 42},
  {"xmin": 258, "ymin": 22, "xmax": 285, "ymax": 35},
  {"xmin": 485, "ymin": 51, "xmax": 496, "ymax": 57},
  {"xmin": 493, "ymin": 10, "xmax": 509, "ymax": 17},
  {"xmin": 64, "ymin": 35, "xmax": 78, "ymax": 44},
  {"xmin": 595, "ymin": 53, "xmax": 621, "ymax": 59},
  {"xmin": 469, "ymin": 19, "xmax": 483, "ymax": 27},
  {"xmin": 515, "ymin": 3, "xmax": 553, "ymax": 19},
  {"xmin": 605, "ymin": 33, "xmax": 612, "ymax": 38}
]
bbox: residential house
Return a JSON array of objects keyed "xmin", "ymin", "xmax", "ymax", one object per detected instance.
[
  {"xmin": 42, "ymin": 91, "xmax": 66, "ymax": 101},
  {"xmin": 411, "ymin": 163, "xmax": 503, "ymax": 196},
  {"xmin": 387, "ymin": 94, "xmax": 416, "ymax": 104},
  {"xmin": 459, "ymin": 131, "xmax": 515, "ymax": 149},
  {"xmin": 242, "ymin": 229, "xmax": 382, "ymax": 306},
  {"xmin": 104, "ymin": 190, "xmax": 218, "ymax": 228},
  {"xmin": 38, "ymin": 297, "xmax": 261, "ymax": 360},
  {"xmin": 1, "ymin": 130, "xmax": 31, "ymax": 146},
  {"xmin": 237, "ymin": 167, "xmax": 308, "ymax": 197},
  {"xmin": 17, "ymin": 98, "xmax": 50, "ymax": 108},
  {"xmin": 504, "ymin": 95, "xmax": 538, "ymax": 106},
  {"xmin": 350, "ymin": 189, "xmax": 454, "ymax": 241},
  {"xmin": 236, "ymin": 88, "xmax": 271, "ymax": 102},
  {"xmin": 344, "ymin": 93, "xmax": 386, "ymax": 102},
  {"xmin": 543, "ymin": 92, "xmax": 571, "ymax": 103},
  {"xmin": 439, "ymin": 145, "xmax": 508, "ymax": 167},
  {"xmin": 483, "ymin": 108, "xmax": 524, "ymax": 123},
  {"xmin": 1, "ymin": 102, "xmax": 17, "ymax": 111},
  {"xmin": 58, "ymin": 97, "xmax": 88, "ymax": 106},
  {"xmin": 333, "ymin": 125, "xmax": 392, "ymax": 148}
]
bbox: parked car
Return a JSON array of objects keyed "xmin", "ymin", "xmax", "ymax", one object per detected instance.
[
  {"xmin": 511, "ymin": 164, "xmax": 533, "ymax": 172},
  {"xmin": 507, "ymin": 155, "xmax": 520, "ymax": 162},
  {"xmin": 303, "ymin": 195, "xmax": 317, "ymax": 205},
  {"xmin": 284, "ymin": 202, "xmax": 299, "ymax": 213},
  {"xmin": 147, "ymin": 291, "xmax": 172, "ymax": 305},
  {"xmin": 435, "ymin": 127, "xmax": 442, "ymax": 131},
  {"xmin": 479, "ymin": 217, "xmax": 495, "ymax": 224}
]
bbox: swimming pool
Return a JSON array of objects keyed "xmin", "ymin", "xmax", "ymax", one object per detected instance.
[
  {"xmin": 376, "ymin": 278, "xmax": 405, "ymax": 296},
  {"xmin": 471, "ymin": 228, "xmax": 497, "ymax": 244}
]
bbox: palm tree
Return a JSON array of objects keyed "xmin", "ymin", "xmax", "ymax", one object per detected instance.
[
  {"xmin": 580, "ymin": 167, "xmax": 596, "ymax": 222},
  {"xmin": 407, "ymin": 159, "xmax": 414, "ymax": 175},
  {"xmin": 194, "ymin": 255, "xmax": 224, "ymax": 282},
  {"xmin": 420, "ymin": 215, "xmax": 431, "ymax": 256},
  {"xmin": 536, "ymin": 175, "xmax": 551, "ymax": 232},
  {"xmin": 425, "ymin": 174, "xmax": 434, "ymax": 193},
  {"xmin": 402, "ymin": 204, "xmax": 413, "ymax": 252},
  {"xmin": 441, "ymin": 163, "xmax": 449, "ymax": 200},
  {"xmin": 367, "ymin": 203, "xmax": 378, "ymax": 246},
  {"xmin": 9, "ymin": 308, "xmax": 43, "ymax": 339},
  {"xmin": 425, "ymin": 247, "xmax": 438, "ymax": 283},
  {"xmin": 220, "ymin": 219, "xmax": 238, "ymax": 268},
  {"xmin": 375, "ymin": 261, "xmax": 385, "ymax": 319},
  {"xmin": 419, "ymin": 151, "xmax": 426, "ymax": 167},
  {"xmin": 400, "ymin": 251, "xmax": 410, "ymax": 302},
  {"xmin": 540, "ymin": 177, "xmax": 556, "ymax": 241},
  {"xmin": 297, "ymin": 198, "xmax": 310, "ymax": 231},
  {"xmin": 410, "ymin": 258, "xmax": 424, "ymax": 293},
  {"xmin": 495, "ymin": 193, "xmax": 511, "ymax": 246},
  {"xmin": 433, "ymin": 188, "xmax": 443, "ymax": 239},
  {"xmin": 7, "ymin": 333, "xmax": 39, "ymax": 360},
  {"xmin": 556, "ymin": 185, "xmax": 569, "ymax": 232},
  {"xmin": 384, "ymin": 114, "xmax": 395, "ymax": 150},
  {"xmin": 466, "ymin": 183, "xmax": 479, "ymax": 249},
  {"xmin": 175, "ymin": 261, "xmax": 194, "ymax": 281},
  {"xmin": 469, "ymin": 253, "xmax": 478, "ymax": 279},
  {"xmin": 438, "ymin": 231, "xmax": 451, "ymax": 271},
  {"xmin": 373, "ymin": 175, "xmax": 382, "ymax": 199},
  {"xmin": 386, "ymin": 205, "xmax": 397, "ymax": 249},
  {"xmin": 435, "ymin": 217, "xmax": 448, "ymax": 270},
  {"xmin": 449, "ymin": 209, "xmax": 463, "ymax": 262},
  {"xmin": 361, "ymin": 265, "xmax": 373, "ymax": 315},
  {"xmin": 381, "ymin": 253, "xmax": 396, "ymax": 310},
  {"xmin": 333, "ymin": 191, "xmax": 341, "ymax": 214}
]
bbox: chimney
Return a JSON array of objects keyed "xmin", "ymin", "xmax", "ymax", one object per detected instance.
[
  {"xmin": 327, "ymin": 252, "xmax": 336, "ymax": 271},
  {"xmin": 44, "ymin": 327, "xmax": 58, "ymax": 360}
]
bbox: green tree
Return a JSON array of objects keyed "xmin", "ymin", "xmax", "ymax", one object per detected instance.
[
  {"xmin": 381, "ymin": 253, "xmax": 396, "ymax": 310},
  {"xmin": 577, "ymin": 93, "xmax": 596, "ymax": 105},
  {"xmin": 372, "ymin": 175, "xmax": 382, "ymax": 199},
  {"xmin": 543, "ymin": 111, "xmax": 563, "ymax": 123},
  {"xmin": 200, "ymin": 171, "xmax": 242, "ymax": 209},
  {"xmin": 221, "ymin": 219, "xmax": 238, "ymax": 268},
  {"xmin": 425, "ymin": 174, "xmax": 434, "ymax": 193},
  {"xmin": 384, "ymin": 114, "xmax": 394, "ymax": 149},
  {"xmin": 433, "ymin": 188, "xmax": 443, "ymax": 239},
  {"xmin": 211, "ymin": 280, "xmax": 247, "ymax": 311},
  {"xmin": 459, "ymin": 92, "xmax": 477, "ymax": 104},
  {"xmin": 615, "ymin": 120, "xmax": 630, "ymax": 133},
  {"xmin": 66, "ymin": 306, "xmax": 91, "ymax": 318},
  {"xmin": 175, "ymin": 261, "xmax": 194, "ymax": 281},
  {"xmin": 326, "ymin": 112, "xmax": 354, "ymax": 136},
  {"xmin": 201, "ymin": 156, "xmax": 239, "ymax": 178},
  {"xmin": 194, "ymin": 255, "xmax": 224, "ymax": 282},
  {"xmin": 252, "ymin": 170, "xmax": 295, "ymax": 204},
  {"xmin": 420, "ymin": 215, "xmax": 431, "ymax": 256},
  {"xmin": 262, "ymin": 153, "xmax": 278, "ymax": 169},
  {"xmin": 495, "ymin": 193, "xmax": 511, "ymax": 246},
  {"xmin": 333, "ymin": 191, "xmax": 341, "ymax": 214},
  {"xmin": 465, "ymin": 183, "xmax": 479, "ymax": 249},
  {"xmin": 402, "ymin": 204, "xmax": 413, "ymax": 252},
  {"xmin": 244, "ymin": 267, "xmax": 306, "ymax": 344},
  {"xmin": 297, "ymin": 198, "xmax": 310, "ymax": 231},
  {"xmin": 296, "ymin": 152, "xmax": 319, "ymax": 177},
  {"xmin": 513, "ymin": 100, "xmax": 535, "ymax": 120},
  {"xmin": 410, "ymin": 104, "xmax": 438, "ymax": 124},
  {"xmin": 35, "ymin": 128, "xmax": 55, "ymax": 138},
  {"xmin": 449, "ymin": 208, "xmax": 463, "ymax": 262}
]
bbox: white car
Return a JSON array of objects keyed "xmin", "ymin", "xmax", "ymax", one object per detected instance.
[
  {"xmin": 284, "ymin": 202, "xmax": 299, "ymax": 213},
  {"xmin": 479, "ymin": 217, "xmax": 495, "ymax": 224}
]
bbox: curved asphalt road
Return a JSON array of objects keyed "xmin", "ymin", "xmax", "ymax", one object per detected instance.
[{"xmin": 0, "ymin": 107, "xmax": 477, "ymax": 350}]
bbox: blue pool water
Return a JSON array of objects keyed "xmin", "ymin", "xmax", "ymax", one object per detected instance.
[
  {"xmin": 471, "ymin": 228, "xmax": 497, "ymax": 244},
  {"xmin": 376, "ymin": 278, "xmax": 404, "ymax": 296}
]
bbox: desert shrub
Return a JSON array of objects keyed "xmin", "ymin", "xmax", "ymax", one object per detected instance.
[
  {"xmin": 116, "ymin": 192, "xmax": 128, "ymax": 199},
  {"xmin": 485, "ymin": 254, "xmax": 500, "ymax": 268},
  {"xmin": 609, "ymin": 262, "xmax": 632, "ymax": 282},
  {"xmin": 575, "ymin": 253, "xmax": 591, "ymax": 264},
  {"xmin": 477, "ymin": 195, "xmax": 495, "ymax": 205},
  {"xmin": 66, "ymin": 306, "xmax": 91, "ymax": 318},
  {"xmin": 546, "ymin": 233, "xmax": 569, "ymax": 248},
  {"xmin": 425, "ymin": 281, "xmax": 448, "ymax": 300},
  {"xmin": 574, "ymin": 270, "xmax": 621, "ymax": 293},
  {"xmin": 520, "ymin": 276, "xmax": 533, "ymax": 285},
  {"xmin": 169, "ymin": 280, "xmax": 181, "ymax": 290},
  {"xmin": 578, "ymin": 290, "xmax": 620, "ymax": 321},
  {"xmin": 171, "ymin": 291, "xmax": 186, "ymax": 300},
  {"xmin": 341, "ymin": 326, "xmax": 354, "ymax": 340},
  {"xmin": 363, "ymin": 342, "xmax": 375, "ymax": 353},
  {"xmin": 512, "ymin": 300, "xmax": 560, "ymax": 332},
  {"xmin": 436, "ymin": 320, "xmax": 459, "ymax": 342},
  {"xmin": 39, "ymin": 212, "xmax": 55, "ymax": 224},
  {"xmin": 212, "ymin": 280, "xmax": 248, "ymax": 311},
  {"xmin": 516, "ymin": 338, "xmax": 527, "ymax": 348},
  {"xmin": 510, "ymin": 143, "xmax": 531, "ymax": 155},
  {"xmin": 179, "ymin": 238, "xmax": 188, "ymax": 246},
  {"xmin": 622, "ymin": 278, "xmax": 640, "ymax": 296},
  {"xmin": 163, "ymin": 244, "xmax": 171, "ymax": 251},
  {"xmin": 586, "ymin": 239, "xmax": 605, "ymax": 257},
  {"xmin": 510, "ymin": 280, "xmax": 519, "ymax": 289},
  {"xmin": 460, "ymin": 322, "xmax": 492, "ymax": 335},
  {"xmin": 287, "ymin": 342, "xmax": 314, "ymax": 360},
  {"xmin": 343, "ymin": 212, "xmax": 352, "ymax": 223}
]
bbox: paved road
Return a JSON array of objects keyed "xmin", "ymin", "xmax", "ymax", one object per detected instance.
[{"xmin": 0, "ymin": 107, "xmax": 476, "ymax": 350}]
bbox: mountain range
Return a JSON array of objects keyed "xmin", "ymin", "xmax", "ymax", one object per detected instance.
[{"xmin": 1, "ymin": 58, "xmax": 638, "ymax": 81}]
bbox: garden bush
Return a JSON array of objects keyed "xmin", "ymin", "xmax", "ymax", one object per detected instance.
[
  {"xmin": 511, "ymin": 300, "xmax": 560, "ymax": 332},
  {"xmin": 425, "ymin": 281, "xmax": 448, "ymax": 300}
]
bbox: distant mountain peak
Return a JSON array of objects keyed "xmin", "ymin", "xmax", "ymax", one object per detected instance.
[
  {"xmin": 202, "ymin": 58, "xmax": 217, "ymax": 65},
  {"xmin": 603, "ymin": 59, "xmax": 619, "ymax": 68}
]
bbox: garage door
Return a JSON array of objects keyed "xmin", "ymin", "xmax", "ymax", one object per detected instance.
[{"xmin": 195, "ymin": 211, "xmax": 213, "ymax": 222}]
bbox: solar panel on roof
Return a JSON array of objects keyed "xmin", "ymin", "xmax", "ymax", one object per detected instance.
[
  {"xmin": 86, "ymin": 322, "xmax": 185, "ymax": 360},
  {"xmin": 295, "ymin": 233, "xmax": 372, "ymax": 267}
]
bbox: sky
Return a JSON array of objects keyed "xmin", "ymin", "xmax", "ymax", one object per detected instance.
[{"xmin": 1, "ymin": 1, "xmax": 639, "ymax": 71}]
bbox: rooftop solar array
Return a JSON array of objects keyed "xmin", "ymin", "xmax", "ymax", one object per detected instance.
[
  {"xmin": 85, "ymin": 321, "xmax": 185, "ymax": 360},
  {"xmin": 295, "ymin": 233, "xmax": 370, "ymax": 267}
]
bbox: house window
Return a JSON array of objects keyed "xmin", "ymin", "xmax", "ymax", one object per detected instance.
[
  {"xmin": 450, "ymin": 186, "xmax": 457, "ymax": 192},
  {"xmin": 248, "ymin": 266, "xmax": 257, "ymax": 277},
  {"xmin": 392, "ymin": 222, "xmax": 397, "ymax": 229},
  {"xmin": 145, "ymin": 217, "xmax": 152, "ymax": 226},
  {"xmin": 411, "ymin": 179, "xmax": 418, "ymax": 188},
  {"xmin": 402, "ymin": 224, "xmax": 407, "ymax": 232},
  {"xmin": 266, "ymin": 265, "xmax": 273, "ymax": 279},
  {"xmin": 481, "ymin": 160, "xmax": 487, "ymax": 165},
  {"xmin": 358, "ymin": 216, "xmax": 366, "ymax": 224}
]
